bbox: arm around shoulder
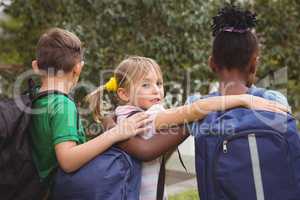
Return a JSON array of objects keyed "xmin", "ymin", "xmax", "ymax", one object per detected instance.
[
  {"xmin": 117, "ymin": 125, "xmax": 189, "ymax": 161},
  {"xmin": 154, "ymin": 95, "xmax": 248, "ymax": 129}
]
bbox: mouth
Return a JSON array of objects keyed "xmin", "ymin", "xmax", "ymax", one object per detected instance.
[{"xmin": 150, "ymin": 98, "xmax": 161, "ymax": 104}]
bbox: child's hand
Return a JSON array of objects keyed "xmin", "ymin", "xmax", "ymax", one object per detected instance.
[
  {"xmin": 111, "ymin": 112, "xmax": 152, "ymax": 142},
  {"xmin": 243, "ymin": 94, "xmax": 290, "ymax": 114}
]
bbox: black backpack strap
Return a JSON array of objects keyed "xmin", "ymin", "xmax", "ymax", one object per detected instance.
[
  {"xmin": 126, "ymin": 110, "xmax": 143, "ymax": 118},
  {"xmin": 127, "ymin": 110, "xmax": 171, "ymax": 200},
  {"xmin": 156, "ymin": 149, "xmax": 187, "ymax": 200},
  {"xmin": 28, "ymin": 78, "xmax": 37, "ymax": 99},
  {"xmin": 32, "ymin": 90, "xmax": 79, "ymax": 131},
  {"xmin": 177, "ymin": 148, "xmax": 188, "ymax": 173},
  {"xmin": 126, "ymin": 110, "xmax": 166, "ymax": 200},
  {"xmin": 32, "ymin": 90, "xmax": 69, "ymax": 103},
  {"xmin": 157, "ymin": 154, "xmax": 166, "ymax": 200}
]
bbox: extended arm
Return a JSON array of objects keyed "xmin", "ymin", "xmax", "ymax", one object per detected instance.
[
  {"xmin": 117, "ymin": 94, "xmax": 288, "ymax": 162},
  {"xmin": 55, "ymin": 113, "xmax": 150, "ymax": 173},
  {"xmin": 117, "ymin": 125, "xmax": 189, "ymax": 161},
  {"xmin": 154, "ymin": 94, "xmax": 289, "ymax": 129}
]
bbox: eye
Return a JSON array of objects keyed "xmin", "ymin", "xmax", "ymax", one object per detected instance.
[
  {"xmin": 157, "ymin": 81, "xmax": 163, "ymax": 87},
  {"xmin": 142, "ymin": 83, "xmax": 150, "ymax": 88}
]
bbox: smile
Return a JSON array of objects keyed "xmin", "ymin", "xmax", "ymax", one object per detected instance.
[{"xmin": 150, "ymin": 98, "xmax": 161, "ymax": 103}]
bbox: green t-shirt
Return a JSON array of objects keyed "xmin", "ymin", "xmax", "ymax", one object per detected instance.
[{"xmin": 29, "ymin": 93, "xmax": 86, "ymax": 183}]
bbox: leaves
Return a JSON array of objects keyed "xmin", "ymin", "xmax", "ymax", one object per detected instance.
[{"xmin": 0, "ymin": 0, "xmax": 299, "ymax": 113}]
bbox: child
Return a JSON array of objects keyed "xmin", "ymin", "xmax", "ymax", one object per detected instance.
[
  {"xmin": 186, "ymin": 5, "xmax": 291, "ymax": 200},
  {"xmin": 29, "ymin": 28, "xmax": 151, "ymax": 197},
  {"xmin": 187, "ymin": 5, "xmax": 289, "ymax": 124},
  {"xmin": 86, "ymin": 56, "xmax": 287, "ymax": 200},
  {"xmin": 208, "ymin": 5, "xmax": 289, "ymax": 104}
]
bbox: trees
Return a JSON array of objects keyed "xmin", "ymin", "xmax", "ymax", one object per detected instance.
[
  {"xmin": 0, "ymin": 0, "xmax": 299, "ymax": 114},
  {"xmin": 254, "ymin": 0, "xmax": 300, "ymax": 112}
]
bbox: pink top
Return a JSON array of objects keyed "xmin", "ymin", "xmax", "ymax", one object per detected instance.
[{"xmin": 115, "ymin": 104, "xmax": 167, "ymax": 200}]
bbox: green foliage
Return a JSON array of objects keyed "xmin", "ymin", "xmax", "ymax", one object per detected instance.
[
  {"xmin": 0, "ymin": 0, "xmax": 299, "ymax": 113},
  {"xmin": 253, "ymin": 0, "xmax": 300, "ymax": 111},
  {"xmin": 169, "ymin": 189, "xmax": 199, "ymax": 200}
]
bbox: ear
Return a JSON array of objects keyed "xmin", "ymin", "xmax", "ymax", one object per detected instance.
[
  {"xmin": 32, "ymin": 60, "xmax": 40, "ymax": 74},
  {"xmin": 249, "ymin": 55, "xmax": 258, "ymax": 74},
  {"xmin": 73, "ymin": 61, "xmax": 83, "ymax": 76},
  {"xmin": 209, "ymin": 56, "xmax": 218, "ymax": 73},
  {"xmin": 117, "ymin": 87, "xmax": 129, "ymax": 102},
  {"xmin": 246, "ymin": 55, "xmax": 258, "ymax": 86}
]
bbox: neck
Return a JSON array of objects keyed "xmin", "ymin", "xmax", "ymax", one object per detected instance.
[
  {"xmin": 39, "ymin": 76, "xmax": 74, "ymax": 94},
  {"xmin": 219, "ymin": 80, "xmax": 249, "ymax": 95},
  {"xmin": 218, "ymin": 70, "xmax": 249, "ymax": 95}
]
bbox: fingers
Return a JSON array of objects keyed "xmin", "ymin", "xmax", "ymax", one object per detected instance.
[
  {"xmin": 115, "ymin": 112, "xmax": 152, "ymax": 140},
  {"xmin": 273, "ymin": 103, "xmax": 290, "ymax": 113},
  {"xmin": 134, "ymin": 126, "xmax": 152, "ymax": 135},
  {"xmin": 265, "ymin": 100, "xmax": 290, "ymax": 113},
  {"xmin": 127, "ymin": 112, "xmax": 149, "ymax": 122},
  {"xmin": 125, "ymin": 112, "xmax": 151, "ymax": 128},
  {"xmin": 135, "ymin": 118, "xmax": 153, "ymax": 128},
  {"xmin": 273, "ymin": 109, "xmax": 287, "ymax": 115},
  {"xmin": 253, "ymin": 98, "xmax": 289, "ymax": 115},
  {"xmin": 250, "ymin": 97, "xmax": 289, "ymax": 114}
]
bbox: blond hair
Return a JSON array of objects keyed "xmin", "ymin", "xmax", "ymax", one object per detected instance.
[{"xmin": 86, "ymin": 56, "xmax": 162, "ymax": 123}]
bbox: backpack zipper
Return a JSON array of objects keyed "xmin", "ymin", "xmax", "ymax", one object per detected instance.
[
  {"xmin": 221, "ymin": 130, "xmax": 284, "ymax": 154},
  {"xmin": 223, "ymin": 140, "xmax": 228, "ymax": 153},
  {"xmin": 213, "ymin": 130, "xmax": 287, "ymax": 197}
]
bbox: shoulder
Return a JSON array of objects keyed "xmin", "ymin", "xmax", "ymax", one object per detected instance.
[
  {"xmin": 250, "ymin": 86, "xmax": 289, "ymax": 107},
  {"xmin": 185, "ymin": 92, "xmax": 220, "ymax": 105},
  {"xmin": 185, "ymin": 94, "xmax": 202, "ymax": 105},
  {"xmin": 263, "ymin": 90, "xmax": 289, "ymax": 107},
  {"xmin": 116, "ymin": 105, "xmax": 142, "ymax": 116},
  {"xmin": 52, "ymin": 94, "xmax": 74, "ymax": 104},
  {"xmin": 115, "ymin": 105, "xmax": 142, "ymax": 122},
  {"xmin": 52, "ymin": 94, "xmax": 76, "ymax": 111},
  {"xmin": 38, "ymin": 94, "xmax": 77, "ymax": 117},
  {"xmin": 35, "ymin": 93, "xmax": 74, "ymax": 105},
  {"xmin": 33, "ymin": 93, "xmax": 76, "ymax": 115}
]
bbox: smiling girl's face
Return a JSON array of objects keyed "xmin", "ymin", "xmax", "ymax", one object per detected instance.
[
  {"xmin": 129, "ymin": 66, "xmax": 164, "ymax": 110},
  {"xmin": 115, "ymin": 56, "xmax": 164, "ymax": 110}
]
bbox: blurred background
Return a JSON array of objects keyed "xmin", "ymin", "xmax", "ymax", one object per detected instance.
[{"xmin": 0, "ymin": 0, "xmax": 299, "ymax": 199}]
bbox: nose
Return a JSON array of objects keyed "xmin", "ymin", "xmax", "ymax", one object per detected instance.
[{"xmin": 152, "ymin": 84, "xmax": 160, "ymax": 94}]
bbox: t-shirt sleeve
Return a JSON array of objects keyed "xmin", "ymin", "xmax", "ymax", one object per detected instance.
[
  {"xmin": 263, "ymin": 90, "xmax": 289, "ymax": 107},
  {"xmin": 144, "ymin": 104, "xmax": 166, "ymax": 139},
  {"xmin": 50, "ymin": 98, "xmax": 81, "ymax": 145}
]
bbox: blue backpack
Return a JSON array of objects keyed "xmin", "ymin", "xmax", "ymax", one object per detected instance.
[
  {"xmin": 192, "ymin": 88, "xmax": 300, "ymax": 200},
  {"xmin": 52, "ymin": 147, "xmax": 141, "ymax": 200}
]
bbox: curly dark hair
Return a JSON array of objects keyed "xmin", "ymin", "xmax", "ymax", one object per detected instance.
[
  {"xmin": 211, "ymin": 5, "xmax": 258, "ymax": 71},
  {"xmin": 212, "ymin": 5, "xmax": 257, "ymax": 37}
]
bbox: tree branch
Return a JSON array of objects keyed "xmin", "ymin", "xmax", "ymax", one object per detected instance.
[{"xmin": 0, "ymin": 63, "xmax": 23, "ymax": 70}]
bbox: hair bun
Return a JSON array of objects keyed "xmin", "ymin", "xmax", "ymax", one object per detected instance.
[{"xmin": 212, "ymin": 5, "xmax": 257, "ymax": 36}]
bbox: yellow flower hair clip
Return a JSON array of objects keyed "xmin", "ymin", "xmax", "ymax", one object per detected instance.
[{"xmin": 105, "ymin": 77, "xmax": 118, "ymax": 92}]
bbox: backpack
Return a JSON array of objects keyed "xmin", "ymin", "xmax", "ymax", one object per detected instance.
[
  {"xmin": 52, "ymin": 112, "xmax": 142, "ymax": 200},
  {"xmin": 0, "ymin": 80, "xmax": 75, "ymax": 200},
  {"xmin": 0, "ymin": 82, "xmax": 45, "ymax": 200},
  {"xmin": 52, "ymin": 147, "xmax": 142, "ymax": 200},
  {"xmin": 193, "ymin": 87, "xmax": 300, "ymax": 200},
  {"xmin": 121, "ymin": 110, "xmax": 187, "ymax": 200}
]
